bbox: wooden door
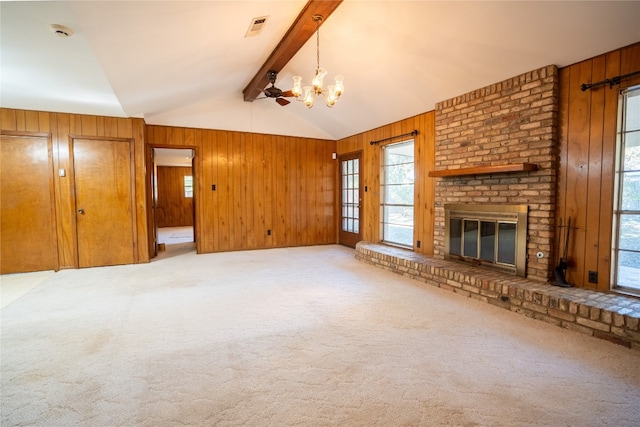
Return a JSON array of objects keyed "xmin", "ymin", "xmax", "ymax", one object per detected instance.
[
  {"xmin": 72, "ymin": 138, "xmax": 135, "ymax": 268},
  {"xmin": 1, "ymin": 134, "xmax": 58, "ymax": 273},
  {"xmin": 339, "ymin": 152, "xmax": 363, "ymax": 248}
]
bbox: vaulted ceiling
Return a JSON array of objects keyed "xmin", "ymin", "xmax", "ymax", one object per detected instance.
[{"xmin": 2, "ymin": 1, "xmax": 639, "ymax": 140}]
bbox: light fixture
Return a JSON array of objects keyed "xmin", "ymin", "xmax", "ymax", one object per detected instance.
[{"xmin": 291, "ymin": 14, "xmax": 344, "ymax": 108}]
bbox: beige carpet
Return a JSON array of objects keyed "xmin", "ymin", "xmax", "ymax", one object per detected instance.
[
  {"xmin": 157, "ymin": 226, "xmax": 194, "ymax": 245},
  {"xmin": 1, "ymin": 244, "xmax": 639, "ymax": 426}
]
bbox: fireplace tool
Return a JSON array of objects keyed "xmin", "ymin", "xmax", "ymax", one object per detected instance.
[{"xmin": 553, "ymin": 216, "xmax": 573, "ymax": 287}]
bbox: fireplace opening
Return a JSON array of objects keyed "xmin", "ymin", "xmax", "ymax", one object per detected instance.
[{"xmin": 444, "ymin": 204, "xmax": 528, "ymax": 276}]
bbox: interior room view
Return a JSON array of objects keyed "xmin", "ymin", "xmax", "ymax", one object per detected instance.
[
  {"xmin": 2, "ymin": 1, "xmax": 640, "ymax": 425},
  {"xmin": 153, "ymin": 148, "xmax": 196, "ymax": 248}
]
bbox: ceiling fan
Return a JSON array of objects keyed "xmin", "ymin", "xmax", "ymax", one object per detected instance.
[{"xmin": 258, "ymin": 70, "xmax": 294, "ymax": 106}]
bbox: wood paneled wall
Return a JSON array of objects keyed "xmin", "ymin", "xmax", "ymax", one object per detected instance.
[
  {"xmin": 2, "ymin": 42, "xmax": 636, "ymax": 287},
  {"xmin": 557, "ymin": 42, "xmax": 640, "ymax": 290},
  {"xmin": 336, "ymin": 112, "xmax": 436, "ymax": 255},
  {"xmin": 146, "ymin": 126, "xmax": 337, "ymax": 253},
  {"xmin": 0, "ymin": 108, "xmax": 148, "ymax": 268},
  {"xmin": 156, "ymin": 166, "xmax": 194, "ymax": 227}
]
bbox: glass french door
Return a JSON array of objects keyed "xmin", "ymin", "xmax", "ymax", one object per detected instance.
[{"xmin": 339, "ymin": 152, "xmax": 362, "ymax": 248}]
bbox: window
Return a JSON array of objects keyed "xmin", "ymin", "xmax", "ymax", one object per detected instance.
[
  {"xmin": 184, "ymin": 175, "xmax": 193, "ymax": 198},
  {"xmin": 612, "ymin": 85, "xmax": 640, "ymax": 293},
  {"xmin": 381, "ymin": 140, "xmax": 414, "ymax": 248}
]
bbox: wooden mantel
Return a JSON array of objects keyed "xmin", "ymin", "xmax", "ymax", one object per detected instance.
[{"xmin": 428, "ymin": 163, "xmax": 538, "ymax": 178}]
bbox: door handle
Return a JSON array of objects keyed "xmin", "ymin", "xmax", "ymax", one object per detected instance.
[{"xmin": 77, "ymin": 209, "xmax": 85, "ymax": 215}]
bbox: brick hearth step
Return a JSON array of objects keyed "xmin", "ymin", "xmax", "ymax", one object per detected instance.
[{"xmin": 355, "ymin": 241, "xmax": 640, "ymax": 351}]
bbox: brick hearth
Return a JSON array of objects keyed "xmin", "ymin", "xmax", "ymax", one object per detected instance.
[{"xmin": 356, "ymin": 242, "xmax": 640, "ymax": 351}]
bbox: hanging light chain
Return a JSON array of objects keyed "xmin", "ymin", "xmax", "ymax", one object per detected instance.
[{"xmin": 316, "ymin": 17, "xmax": 321, "ymax": 71}]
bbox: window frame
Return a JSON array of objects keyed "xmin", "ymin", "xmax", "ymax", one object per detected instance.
[
  {"xmin": 611, "ymin": 84, "xmax": 640, "ymax": 294},
  {"xmin": 184, "ymin": 175, "xmax": 193, "ymax": 199},
  {"xmin": 380, "ymin": 139, "xmax": 415, "ymax": 249}
]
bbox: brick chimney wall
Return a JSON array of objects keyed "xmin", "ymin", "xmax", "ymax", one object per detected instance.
[{"xmin": 433, "ymin": 65, "xmax": 559, "ymax": 281}]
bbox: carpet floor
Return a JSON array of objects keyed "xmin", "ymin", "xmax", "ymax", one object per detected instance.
[
  {"xmin": 157, "ymin": 227, "xmax": 194, "ymax": 245},
  {"xmin": 1, "ymin": 244, "xmax": 639, "ymax": 426}
]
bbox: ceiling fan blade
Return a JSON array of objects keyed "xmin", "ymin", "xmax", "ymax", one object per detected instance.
[
  {"xmin": 276, "ymin": 97, "xmax": 290, "ymax": 106},
  {"xmin": 280, "ymin": 90, "xmax": 295, "ymax": 98}
]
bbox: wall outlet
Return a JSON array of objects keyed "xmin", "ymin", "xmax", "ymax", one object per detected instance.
[
  {"xmin": 417, "ymin": 240, "xmax": 421, "ymax": 248},
  {"xmin": 588, "ymin": 270, "xmax": 598, "ymax": 284},
  {"xmin": 267, "ymin": 229, "xmax": 271, "ymax": 236}
]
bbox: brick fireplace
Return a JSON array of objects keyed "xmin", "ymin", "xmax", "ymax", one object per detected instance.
[{"xmin": 432, "ymin": 65, "xmax": 559, "ymax": 282}]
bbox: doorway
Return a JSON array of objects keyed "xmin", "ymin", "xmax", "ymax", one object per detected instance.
[
  {"xmin": 339, "ymin": 151, "xmax": 363, "ymax": 248},
  {"xmin": 152, "ymin": 148, "xmax": 196, "ymax": 253}
]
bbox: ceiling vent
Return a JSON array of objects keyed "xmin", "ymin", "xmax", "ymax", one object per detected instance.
[{"xmin": 245, "ymin": 16, "xmax": 269, "ymax": 38}]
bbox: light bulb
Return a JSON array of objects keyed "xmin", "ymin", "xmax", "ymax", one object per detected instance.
[
  {"xmin": 334, "ymin": 75, "xmax": 344, "ymax": 97},
  {"xmin": 303, "ymin": 86, "xmax": 314, "ymax": 108},
  {"xmin": 312, "ymin": 68, "xmax": 327, "ymax": 91},
  {"xmin": 325, "ymin": 85, "xmax": 337, "ymax": 107},
  {"xmin": 292, "ymin": 76, "xmax": 303, "ymax": 98}
]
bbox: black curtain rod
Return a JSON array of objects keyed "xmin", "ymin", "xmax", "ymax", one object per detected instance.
[
  {"xmin": 581, "ymin": 70, "xmax": 640, "ymax": 91},
  {"xmin": 370, "ymin": 130, "xmax": 418, "ymax": 146}
]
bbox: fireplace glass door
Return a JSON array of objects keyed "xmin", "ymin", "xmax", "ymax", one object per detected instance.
[
  {"xmin": 450, "ymin": 219, "xmax": 516, "ymax": 268},
  {"xmin": 445, "ymin": 204, "xmax": 527, "ymax": 276}
]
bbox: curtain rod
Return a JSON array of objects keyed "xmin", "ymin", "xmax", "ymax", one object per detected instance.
[
  {"xmin": 581, "ymin": 70, "xmax": 640, "ymax": 91},
  {"xmin": 370, "ymin": 130, "xmax": 418, "ymax": 146}
]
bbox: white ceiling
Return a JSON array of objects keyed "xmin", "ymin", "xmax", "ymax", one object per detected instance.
[
  {"xmin": 154, "ymin": 148, "xmax": 194, "ymax": 167},
  {"xmin": 2, "ymin": 1, "xmax": 639, "ymax": 140}
]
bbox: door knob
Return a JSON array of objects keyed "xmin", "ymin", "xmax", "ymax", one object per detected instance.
[{"xmin": 77, "ymin": 209, "xmax": 85, "ymax": 215}]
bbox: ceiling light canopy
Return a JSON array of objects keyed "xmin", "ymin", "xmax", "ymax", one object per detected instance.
[{"xmin": 291, "ymin": 14, "xmax": 344, "ymax": 108}]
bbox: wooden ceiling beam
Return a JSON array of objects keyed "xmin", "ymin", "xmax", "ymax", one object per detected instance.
[{"xmin": 242, "ymin": 0, "xmax": 343, "ymax": 102}]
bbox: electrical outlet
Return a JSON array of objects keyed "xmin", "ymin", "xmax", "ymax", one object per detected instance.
[
  {"xmin": 417, "ymin": 240, "xmax": 421, "ymax": 248},
  {"xmin": 267, "ymin": 229, "xmax": 271, "ymax": 236},
  {"xmin": 588, "ymin": 270, "xmax": 598, "ymax": 284}
]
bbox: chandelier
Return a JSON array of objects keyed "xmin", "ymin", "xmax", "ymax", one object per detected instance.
[{"xmin": 291, "ymin": 14, "xmax": 344, "ymax": 108}]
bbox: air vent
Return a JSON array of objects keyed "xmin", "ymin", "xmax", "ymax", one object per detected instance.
[{"xmin": 245, "ymin": 16, "xmax": 269, "ymax": 38}]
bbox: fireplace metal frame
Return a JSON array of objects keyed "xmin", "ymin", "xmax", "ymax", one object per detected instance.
[{"xmin": 444, "ymin": 204, "xmax": 528, "ymax": 277}]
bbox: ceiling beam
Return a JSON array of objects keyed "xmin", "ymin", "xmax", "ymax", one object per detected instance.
[{"xmin": 242, "ymin": 0, "xmax": 343, "ymax": 102}]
